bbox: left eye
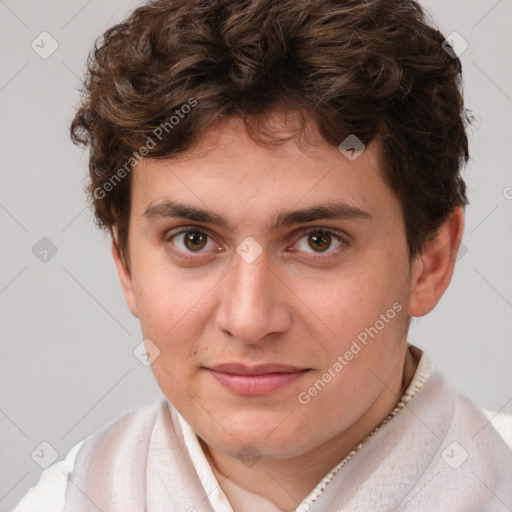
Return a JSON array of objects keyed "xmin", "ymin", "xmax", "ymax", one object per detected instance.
[{"xmin": 294, "ymin": 229, "xmax": 344, "ymax": 254}]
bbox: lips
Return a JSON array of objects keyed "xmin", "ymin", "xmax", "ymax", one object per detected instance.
[
  {"xmin": 209, "ymin": 363, "xmax": 307, "ymax": 375},
  {"xmin": 206, "ymin": 363, "xmax": 311, "ymax": 396}
]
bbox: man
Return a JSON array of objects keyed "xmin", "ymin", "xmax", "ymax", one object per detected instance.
[{"xmin": 13, "ymin": 0, "xmax": 512, "ymax": 510}]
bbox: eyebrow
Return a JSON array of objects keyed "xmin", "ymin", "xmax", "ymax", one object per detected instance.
[{"xmin": 142, "ymin": 199, "xmax": 373, "ymax": 230}]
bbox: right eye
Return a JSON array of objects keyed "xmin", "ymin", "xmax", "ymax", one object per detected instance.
[{"xmin": 166, "ymin": 228, "xmax": 220, "ymax": 258}]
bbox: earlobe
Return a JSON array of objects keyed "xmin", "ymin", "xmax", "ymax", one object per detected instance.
[
  {"xmin": 111, "ymin": 241, "xmax": 139, "ymax": 318},
  {"xmin": 407, "ymin": 207, "xmax": 465, "ymax": 317}
]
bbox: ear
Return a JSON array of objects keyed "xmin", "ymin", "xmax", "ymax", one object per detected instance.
[
  {"xmin": 111, "ymin": 240, "xmax": 139, "ymax": 318},
  {"xmin": 408, "ymin": 206, "xmax": 465, "ymax": 317}
]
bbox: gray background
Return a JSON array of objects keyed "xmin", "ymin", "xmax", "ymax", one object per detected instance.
[{"xmin": 1, "ymin": 0, "xmax": 511, "ymax": 509}]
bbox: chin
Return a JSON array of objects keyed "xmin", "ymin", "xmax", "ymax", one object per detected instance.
[
  {"xmin": 197, "ymin": 409, "xmax": 318, "ymax": 460},
  {"xmin": 210, "ymin": 433, "xmax": 310, "ymax": 462}
]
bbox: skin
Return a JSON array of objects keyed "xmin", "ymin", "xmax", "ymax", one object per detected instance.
[{"xmin": 112, "ymin": 114, "xmax": 464, "ymax": 510}]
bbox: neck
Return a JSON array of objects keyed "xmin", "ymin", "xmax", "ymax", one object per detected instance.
[{"xmin": 201, "ymin": 345, "xmax": 419, "ymax": 511}]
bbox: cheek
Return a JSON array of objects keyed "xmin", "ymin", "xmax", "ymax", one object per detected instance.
[
  {"xmin": 132, "ymin": 268, "xmax": 209, "ymax": 353},
  {"xmin": 303, "ymin": 264, "xmax": 408, "ymax": 381},
  {"xmin": 132, "ymin": 246, "xmax": 213, "ymax": 320},
  {"xmin": 308, "ymin": 267, "xmax": 401, "ymax": 337}
]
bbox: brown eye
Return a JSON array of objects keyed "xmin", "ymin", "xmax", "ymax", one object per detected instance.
[
  {"xmin": 183, "ymin": 231, "xmax": 208, "ymax": 251},
  {"xmin": 308, "ymin": 231, "xmax": 331, "ymax": 252},
  {"xmin": 294, "ymin": 228, "xmax": 344, "ymax": 255},
  {"xmin": 168, "ymin": 229, "xmax": 216, "ymax": 254}
]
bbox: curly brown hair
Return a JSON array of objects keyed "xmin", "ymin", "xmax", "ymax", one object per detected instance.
[{"xmin": 70, "ymin": 0, "xmax": 469, "ymax": 268}]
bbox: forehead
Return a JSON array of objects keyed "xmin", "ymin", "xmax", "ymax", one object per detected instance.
[{"xmin": 129, "ymin": 116, "xmax": 397, "ymax": 228}]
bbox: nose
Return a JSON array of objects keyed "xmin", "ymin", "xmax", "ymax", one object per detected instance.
[{"xmin": 214, "ymin": 250, "xmax": 292, "ymax": 345}]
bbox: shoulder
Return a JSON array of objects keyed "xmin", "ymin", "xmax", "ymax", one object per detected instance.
[
  {"xmin": 447, "ymin": 379, "xmax": 512, "ymax": 452},
  {"xmin": 482, "ymin": 408, "xmax": 512, "ymax": 448},
  {"xmin": 411, "ymin": 348, "xmax": 512, "ymax": 451},
  {"xmin": 395, "ymin": 358, "xmax": 512, "ymax": 509},
  {"xmin": 10, "ymin": 399, "xmax": 169, "ymax": 512},
  {"xmin": 422, "ymin": 360, "xmax": 512, "ymax": 455},
  {"xmin": 10, "ymin": 439, "xmax": 85, "ymax": 512},
  {"xmin": 423, "ymin": 367, "xmax": 512, "ymax": 503}
]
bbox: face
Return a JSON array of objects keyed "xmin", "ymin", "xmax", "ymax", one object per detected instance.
[{"xmin": 116, "ymin": 115, "xmax": 415, "ymax": 461}]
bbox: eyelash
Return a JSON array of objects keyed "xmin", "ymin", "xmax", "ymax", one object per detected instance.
[{"xmin": 164, "ymin": 226, "xmax": 348, "ymax": 261}]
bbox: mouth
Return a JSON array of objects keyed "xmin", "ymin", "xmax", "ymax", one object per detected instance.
[{"xmin": 205, "ymin": 363, "xmax": 312, "ymax": 396}]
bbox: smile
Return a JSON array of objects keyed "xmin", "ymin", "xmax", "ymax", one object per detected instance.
[{"xmin": 205, "ymin": 363, "xmax": 311, "ymax": 396}]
